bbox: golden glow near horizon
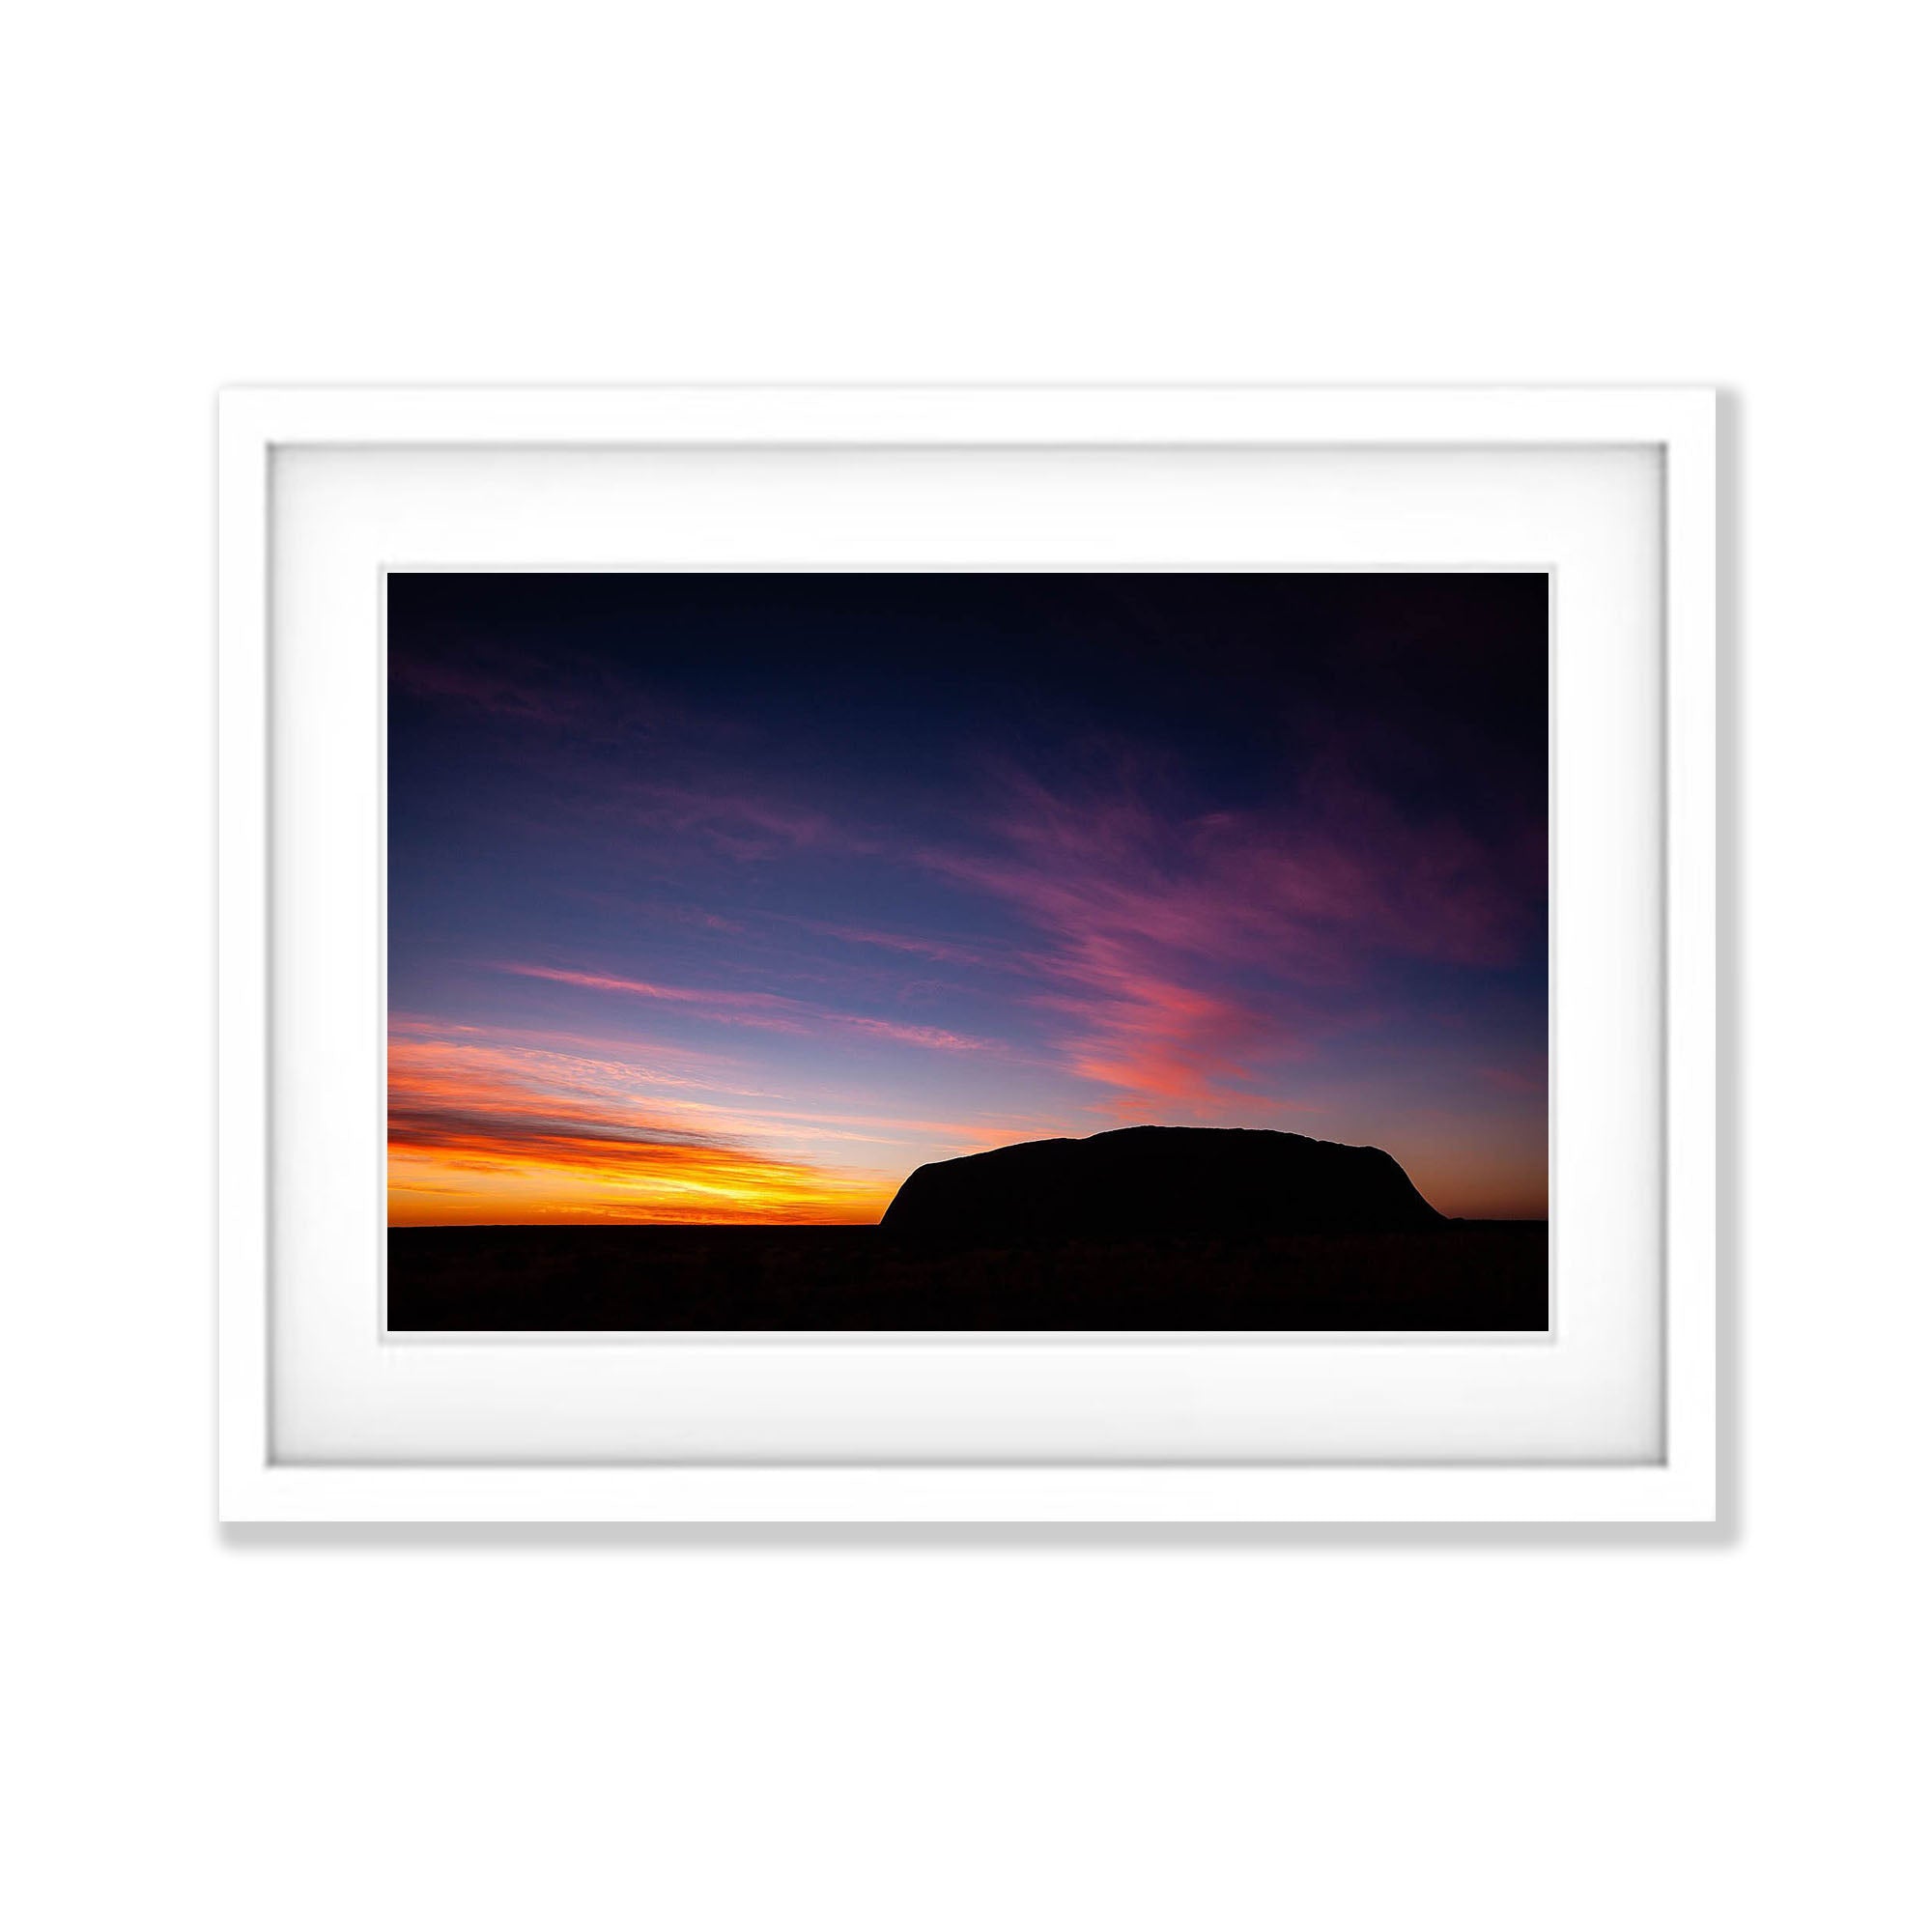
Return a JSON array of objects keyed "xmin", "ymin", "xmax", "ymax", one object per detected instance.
[
  {"xmin": 388, "ymin": 1140, "xmax": 894, "ymax": 1226},
  {"xmin": 384, "ymin": 1021, "xmax": 1021, "ymax": 1225}
]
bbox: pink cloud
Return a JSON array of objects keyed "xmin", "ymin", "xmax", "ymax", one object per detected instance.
[
  {"xmin": 613, "ymin": 781, "xmax": 863, "ymax": 863},
  {"xmin": 496, "ymin": 962, "xmax": 995, "ymax": 1054},
  {"xmin": 506, "ymin": 966, "xmax": 808, "ymax": 1028},
  {"xmin": 917, "ymin": 762, "xmax": 1538, "ymax": 1120},
  {"xmin": 777, "ymin": 917, "xmax": 1002, "ymax": 969},
  {"xmin": 1480, "ymin": 1058, "xmax": 1548, "ymax": 1097},
  {"xmin": 389, "ymin": 651, "xmax": 584, "ymax": 727},
  {"xmin": 839, "ymin": 1015, "xmax": 989, "ymax": 1051}
]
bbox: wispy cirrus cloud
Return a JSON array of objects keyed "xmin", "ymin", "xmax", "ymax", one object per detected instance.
[
  {"xmin": 919, "ymin": 762, "xmax": 1538, "ymax": 1121},
  {"xmin": 769, "ymin": 916, "xmax": 1005, "ymax": 970},
  {"xmin": 388, "ymin": 646, "xmax": 586, "ymax": 727},
  {"xmin": 496, "ymin": 962, "xmax": 996, "ymax": 1054},
  {"xmin": 609, "ymin": 781, "xmax": 867, "ymax": 864},
  {"xmin": 1479, "ymin": 1056, "xmax": 1548, "ymax": 1098}
]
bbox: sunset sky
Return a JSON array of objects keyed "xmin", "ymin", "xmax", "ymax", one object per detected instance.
[{"xmin": 387, "ymin": 572, "xmax": 1548, "ymax": 1225}]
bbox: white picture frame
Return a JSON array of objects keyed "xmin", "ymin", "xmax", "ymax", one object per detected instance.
[{"xmin": 218, "ymin": 385, "xmax": 1717, "ymax": 1523}]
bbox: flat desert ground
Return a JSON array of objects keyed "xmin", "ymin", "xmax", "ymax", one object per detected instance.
[{"xmin": 387, "ymin": 1222, "xmax": 1548, "ymax": 1332}]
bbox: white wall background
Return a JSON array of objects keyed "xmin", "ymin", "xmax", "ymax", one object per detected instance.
[{"xmin": 3, "ymin": 5, "xmax": 1926, "ymax": 1927}]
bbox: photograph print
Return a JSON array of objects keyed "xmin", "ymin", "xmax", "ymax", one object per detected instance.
[{"xmin": 386, "ymin": 571, "xmax": 1548, "ymax": 1331}]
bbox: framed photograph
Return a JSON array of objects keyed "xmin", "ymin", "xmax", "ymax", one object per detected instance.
[{"xmin": 218, "ymin": 386, "xmax": 1717, "ymax": 1522}]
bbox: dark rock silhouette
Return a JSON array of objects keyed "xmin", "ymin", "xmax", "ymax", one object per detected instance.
[{"xmin": 879, "ymin": 1125, "xmax": 1445, "ymax": 1245}]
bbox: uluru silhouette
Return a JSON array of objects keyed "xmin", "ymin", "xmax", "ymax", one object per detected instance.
[{"xmin": 879, "ymin": 1125, "xmax": 1445, "ymax": 1245}]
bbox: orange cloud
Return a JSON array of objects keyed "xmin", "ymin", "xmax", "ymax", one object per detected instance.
[{"xmin": 387, "ymin": 1027, "xmax": 895, "ymax": 1225}]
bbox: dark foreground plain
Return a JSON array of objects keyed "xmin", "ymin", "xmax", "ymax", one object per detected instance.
[{"xmin": 387, "ymin": 1222, "xmax": 1548, "ymax": 1331}]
